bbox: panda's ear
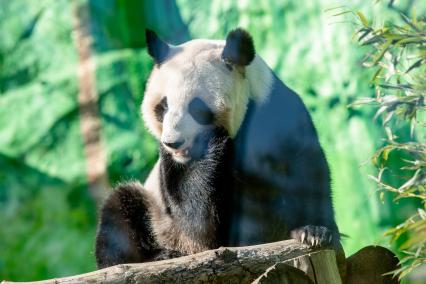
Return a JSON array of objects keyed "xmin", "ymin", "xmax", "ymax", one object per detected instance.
[
  {"xmin": 145, "ymin": 29, "xmax": 170, "ymax": 64},
  {"xmin": 221, "ymin": 28, "xmax": 255, "ymax": 67}
]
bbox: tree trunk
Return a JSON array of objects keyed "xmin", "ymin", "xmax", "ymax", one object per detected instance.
[{"xmin": 72, "ymin": 0, "xmax": 109, "ymax": 206}]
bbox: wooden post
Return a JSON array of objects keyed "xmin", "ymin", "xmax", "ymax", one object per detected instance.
[{"xmin": 1, "ymin": 240, "xmax": 342, "ymax": 284}]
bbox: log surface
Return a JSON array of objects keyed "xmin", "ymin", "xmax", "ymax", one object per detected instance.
[{"xmin": 1, "ymin": 240, "xmax": 342, "ymax": 284}]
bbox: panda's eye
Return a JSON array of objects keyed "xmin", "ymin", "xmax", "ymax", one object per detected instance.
[
  {"xmin": 154, "ymin": 97, "xmax": 168, "ymax": 122},
  {"xmin": 222, "ymin": 58, "xmax": 233, "ymax": 71},
  {"xmin": 188, "ymin": 97, "xmax": 215, "ymax": 125}
]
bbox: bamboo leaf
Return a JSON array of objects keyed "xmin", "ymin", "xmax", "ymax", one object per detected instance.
[
  {"xmin": 383, "ymin": 111, "xmax": 394, "ymax": 125},
  {"xmin": 419, "ymin": 209, "xmax": 426, "ymax": 219},
  {"xmin": 410, "ymin": 117, "xmax": 416, "ymax": 137},
  {"xmin": 356, "ymin": 11, "xmax": 369, "ymax": 28},
  {"xmin": 374, "ymin": 105, "xmax": 388, "ymax": 121},
  {"xmin": 380, "ymin": 191, "xmax": 385, "ymax": 203},
  {"xmin": 405, "ymin": 59, "xmax": 424, "ymax": 74},
  {"xmin": 361, "ymin": 35, "xmax": 383, "ymax": 45},
  {"xmin": 371, "ymin": 67, "xmax": 383, "ymax": 83},
  {"xmin": 324, "ymin": 6, "xmax": 347, "ymax": 12},
  {"xmin": 373, "ymin": 39, "xmax": 392, "ymax": 65},
  {"xmin": 332, "ymin": 10, "xmax": 353, "ymax": 17},
  {"xmin": 358, "ymin": 29, "xmax": 372, "ymax": 42},
  {"xmin": 382, "ymin": 147, "xmax": 392, "ymax": 161},
  {"xmin": 399, "ymin": 169, "xmax": 421, "ymax": 190}
]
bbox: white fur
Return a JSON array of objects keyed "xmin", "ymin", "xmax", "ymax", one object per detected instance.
[{"xmin": 143, "ymin": 160, "xmax": 162, "ymax": 205}]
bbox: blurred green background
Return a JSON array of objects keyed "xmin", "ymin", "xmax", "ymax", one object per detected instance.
[{"xmin": 0, "ymin": 0, "xmax": 424, "ymax": 281}]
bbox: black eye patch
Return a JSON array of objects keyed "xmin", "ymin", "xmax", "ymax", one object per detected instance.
[
  {"xmin": 188, "ymin": 97, "xmax": 215, "ymax": 125},
  {"xmin": 224, "ymin": 61, "xmax": 233, "ymax": 71},
  {"xmin": 154, "ymin": 97, "xmax": 168, "ymax": 122}
]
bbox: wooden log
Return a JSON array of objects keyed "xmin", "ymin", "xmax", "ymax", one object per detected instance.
[
  {"xmin": 252, "ymin": 262, "xmax": 314, "ymax": 284},
  {"xmin": 1, "ymin": 240, "xmax": 342, "ymax": 284},
  {"xmin": 253, "ymin": 250, "xmax": 342, "ymax": 284}
]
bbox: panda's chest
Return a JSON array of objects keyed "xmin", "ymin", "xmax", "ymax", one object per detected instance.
[
  {"xmin": 144, "ymin": 164, "xmax": 218, "ymax": 253},
  {"xmin": 149, "ymin": 201, "xmax": 216, "ymax": 254}
]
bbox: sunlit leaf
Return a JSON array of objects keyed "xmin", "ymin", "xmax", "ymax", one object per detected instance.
[
  {"xmin": 399, "ymin": 169, "xmax": 421, "ymax": 190},
  {"xmin": 373, "ymin": 39, "xmax": 392, "ymax": 65},
  {"xmin": 356, "ymin": 11, "xmax": 369, "ymax": 28},
  {"xmin": 405, "ymin": 59, "xmax": 424, "ymax": 74}
]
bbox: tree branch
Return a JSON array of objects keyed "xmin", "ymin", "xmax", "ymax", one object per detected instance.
[{"xmin": 1, "ymin": 240, "xmax": 342, "ymax": 284}]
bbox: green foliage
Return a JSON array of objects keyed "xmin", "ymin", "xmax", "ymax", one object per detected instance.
[
  {"xmin": 0, "ymin": 0, "xmax": 424, "ymax": 281},
  {"xmin": 0, "ymin": 0, "xmax": 188, "ymax": 280},
  {"xmin": 350, "ymin": 1, "xmax": 426, "ymax": 280},
  {"xmin": 0, "ymin": 0, "xmax": 95, "ymax": 280}
]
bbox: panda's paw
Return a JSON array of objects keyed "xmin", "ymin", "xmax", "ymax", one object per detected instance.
[{"xmin": 291, "ymin": 225, "xmax": 333, "ymax": 248}]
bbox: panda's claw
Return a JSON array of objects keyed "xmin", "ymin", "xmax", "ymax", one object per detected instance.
[
  {"xmin": 301, "ymin": 231, "xmax": 306, "ymax": 243},
  {"xmin": 291, "ymin": 225, "xmax": 333, "ymax": 248}
]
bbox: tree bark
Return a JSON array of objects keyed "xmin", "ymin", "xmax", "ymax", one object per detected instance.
[
  {"xmin": 1, "ymin": 240, "xmax": 342, "ymax": 284},
  {"xmin": 72, "ymin": 0, "xmax": 109, "ymax": 206}
]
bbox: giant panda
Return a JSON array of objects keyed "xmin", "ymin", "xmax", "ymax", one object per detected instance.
[{"xmin": 95, "ymin": 28, "xmax": 344, "ymax": 272}]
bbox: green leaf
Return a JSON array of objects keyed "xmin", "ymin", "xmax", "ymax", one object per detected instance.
[
  {"xmin": 371, "ymin": 67, "xmax": 383, "ymax": 83},
  {"xmin": 380, "ymin": 191, "xmax": 385, "ymax": 203},
  {"xmin": 356, "ymin": 11, "xmax": 369, "ymax": 28},
  {"xmin": 405, "ymin": 59, "xmax": 424, "ymax": 74},
  {"xmin": 382, "ymin": 147, "xmax": 392, "ymax": 161},
  {"xmin": 372, "ymin": 39, "xmax": 392, "ymax": 65}
]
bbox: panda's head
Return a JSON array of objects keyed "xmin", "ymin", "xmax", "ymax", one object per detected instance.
[{"xmin": 142, "ymin": 28, "xmax": 272, "ymax": 164}]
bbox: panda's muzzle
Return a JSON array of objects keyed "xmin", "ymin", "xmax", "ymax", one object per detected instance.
[
  {"xmin": 162, "ymin": 127, "xmax": 230, "ymax": 164},
  {"xmin": 162, "ymin": 139, "xmax": 191, "ymax": 163}
]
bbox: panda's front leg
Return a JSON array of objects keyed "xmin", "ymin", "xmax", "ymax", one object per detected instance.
[{"xmin": 95, "ymin": 182, "xmax": 167, "ymax": 268}]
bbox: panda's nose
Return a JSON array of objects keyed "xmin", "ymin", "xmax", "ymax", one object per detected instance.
[{"xmin": 163, "ymin": 140, "xmax": 185, "ymax": 150}]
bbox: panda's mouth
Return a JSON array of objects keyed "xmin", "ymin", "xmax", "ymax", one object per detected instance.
[
  {"xmin": 173, "ymin": 148, "xmax": 190, "ymax": 158},
  {"xmin": 169, "ymin": 141, "xmax": 207, "ymax": 164},
  {"xmin": 165, "ymin": 128, "xmax": 219, "ymax": 163},
  {"xmin": 170, "ymin": 148, "xmax": 192, "ymax": 163}
]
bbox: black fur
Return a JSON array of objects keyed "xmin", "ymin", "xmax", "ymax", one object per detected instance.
[
  {"xmin": 188, "ymin": 97, "xmax": 215, "ymax": 125},
  {"xmin": 95, "ymin": 127, "xmax": 233, "ymax": 268},
  {"xmin": 146, "ymin": 29, "xmax": 170, "ymax": 65},
  {"xmin": 231, "ymin": 72, "xmax": 345, "ymax": 274},
  {"xmin": 95, "ymin": 184, "xmax": 160, "ymax": 268},
  {"xmin": 159, "ymin": 127, "xmax": 234, "ymax": 246},
  {"xmin": 154, "ymin": 97, "xmax": 167, "ymax": 122},
  {"xmin": 222, "ymin": 28, "xmax": 255, "ymax": 66}
]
